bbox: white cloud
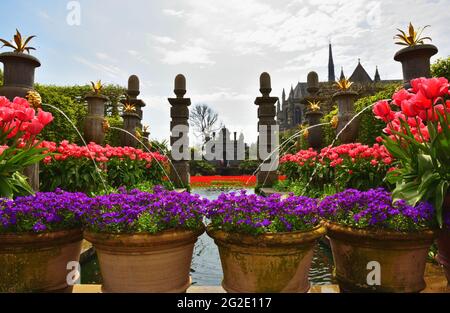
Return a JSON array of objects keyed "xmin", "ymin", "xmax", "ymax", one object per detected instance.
[
  {"xmin": 73, "ymin": 56, "xmax": 126, "ymax": 79},
  {"xmin": 95, "ymin": 52, "xmax": 117, "ymax": 63},
  {"xmin": 149, "ymin": 34, "xmax": 176, "ymax": 45},
  {"xmin": 163, "ymin": 9, "xmax": 185, "ymax": 17},
  {"xmin": 159, "ymin": 45, "xmax": 215, "ymax": 65}
]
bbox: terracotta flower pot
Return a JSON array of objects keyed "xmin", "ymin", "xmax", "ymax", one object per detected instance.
[
  {"xmin": 207, "ymin": 225, "xmax": 326, "ymax": 293},
  {"xmin": 0, "ymin": 229, "xmax": 83, "ymax": 293},
  {"xmin": 394, "ymin": 44, "xmax": 438, "ymax": 89},
  {"xmin": 437, "ymin": 193, "xmax": 450, "ymax": 285},
  {"xmin": 325, "ymin": 222, "xmax": 435, "ymax": 293},
  {"xmin": 84, "ymin": 228, "xmax": 204, "ymax": 293}
]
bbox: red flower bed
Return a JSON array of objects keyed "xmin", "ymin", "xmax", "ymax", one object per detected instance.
[{"xmin": 190, "ymin": 175, "xmax": 286, "ymax": 187}]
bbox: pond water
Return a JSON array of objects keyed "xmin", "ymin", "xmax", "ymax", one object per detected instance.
[{"xmin": 81, "ymin": 187, "xmax": 336, "ymax": 286}]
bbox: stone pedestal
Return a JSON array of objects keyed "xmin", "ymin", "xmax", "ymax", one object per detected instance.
[
  {"xmin": 305, "ymin": 111, "xmax": 324, "ymax": 150},
  {"xmin": 0, "ymin": 52, "xmax": 41, "ymax": 191},
  {"xmin": 333, "ymin": 91, "xmax": 359, "ymax": 144},
  {"xmin": 121, "ymin": 112, "xmax": 140, "ymax": 147},
  {"xmin": 84, "ymin": 93, "xmax": 108, "ymax": 144},
  {"xmin": 394, "ymin": 44, "xmax": 438, "ymax": 89},
  {"xmin": 255, "ymin": 72, "xmax": 278, "ymax": 188},
  {"xmin": 168, "ymin": 74, "xmax": 191, "ymax": 188},
  {"xmin": 301, "ymin": 71, "xmax": 324, "ymax": 150}
]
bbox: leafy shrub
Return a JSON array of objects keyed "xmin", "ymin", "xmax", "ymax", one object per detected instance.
[
  {"xmin": 39, "ymin": 141, "xmax": 169, "ymax": 193},
  {"xmin": 354, "ymin": 84, "xmax": 401, "ymax": 145},
  {"xmin": 431, "ymin": 56, "xmax": 450, "ymax": 80},
  {"xmin": 190, "ymin": 160, "xmax": 216, "ymax": 176}
]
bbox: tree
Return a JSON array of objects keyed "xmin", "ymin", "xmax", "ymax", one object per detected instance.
[
  {"xmin": 189, "ymin": 104, "xmax": 222, "ymax": 144},
  {"xmin": 431, "ymin": 56, "xmax": 450, "ymax": 80},
  {"xmin": 0, "ymin": 68, "xmax": 3, "ymax": 85}
]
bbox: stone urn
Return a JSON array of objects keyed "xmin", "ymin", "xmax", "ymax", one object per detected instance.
[
  {"xmin": 84, "ymin": 228, "xmax": 205, "ymax": 293},
  {"xmin": 325, "ymin": 222, "xmax": 435, "ymax": 293},
  {"xmin": 121, "ymin": 111, "xmax": 141, "ymax": 147},
  {"xmin": 333, "ymin": 91, "xmax": 360, "ymax": 144},
  {"xmin": 305, "ymin": 111, "xmax": 323, "ymax": 150},
  {"xmin": 0, "ymin": 52, "xmax": 41, "ymax": 191},
  {"xmin": 84, "ymin": 93, "xmax": 108, "ymax": 144},
  {"xmin": 207, "ymin": 225, "xmax": 326, "ymax": 293},
  {"xmin": 394, "ymin": 44, "xmax": 438, "ymax": 88},
  {"xmin": 0, "ymin": 229, "xmax": 83, "ymax": 292},
  {"xmin": 0, "ymin": 52, "xmax": 41, "ymax": 99}
]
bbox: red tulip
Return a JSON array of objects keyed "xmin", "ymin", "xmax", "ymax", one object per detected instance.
[
  {"xmin": 392, "ymin": 89, "xmax": 413, "ymax": 106},
  {"xmin": 373, "ymin": 100, "xmax": 392, "ymax": 121},
  {"xmin": 37, "ymin": 109, "xmax": 54, "ymax": 126},
  {"xmin": 419, "ymin": 77, "xmax": 449, "ymax": 99},
  {"xmin": 401, "ymin": 100, "xmax": 419, "ymax": 117},
  {"xmin": 413, "ymin": 91, "xmax": 432, "ymax": 110},
  {"xmin": 27, "ymin": 119, "xmax": 44, "ymax": 135}
]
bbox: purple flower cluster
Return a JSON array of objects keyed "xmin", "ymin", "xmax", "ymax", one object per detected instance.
[
  {"xmin": 318, "ymin": 188, "xmax": 436, "ymax": 231},
  {"xmin": 0, "ymin": 189, "xmax": 91, "ymax": 233},
  {"xmin": 205, "ymin": 190, "xmax": 319, "ymax": 235},
  {"xmin": 82, "ymin": 186, "xmax": 207, "ymax": 234}
]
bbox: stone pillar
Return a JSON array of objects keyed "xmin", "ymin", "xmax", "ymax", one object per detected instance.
[
  {"xmin": 168, "ymin": 74, "xmax": 191, "ymax": 188},
  {"xmin": 0, "ymin": 52, "xmax": 41, "ymax": 191},
  {"xmin": 394, "ymin": 44, "xmax": 438, "ymax": 89},
  {"xmin": 126, "ymin": 75, "xmax": 146, "ymax": 128},
  {"xmin": 120, "ymin": 75, "xmax": 146, "ymax": 147},
  {"xmin": 301, "ymin": 72, "xmax": 323, "ymax": 150},
  {"xmin": 332, "ymin": 91, "xmax": 359, "ymax": 143},
  {"xmin": 84, "ymin": 93, "xmax": 108, "ymax": 144},
  {"xmin": 255, "ymin": 72, "xmax": 278, "ymax": 188},
  {"xmin": 121, "ymin": 111, "xmax": 140, "ymax": 147}
]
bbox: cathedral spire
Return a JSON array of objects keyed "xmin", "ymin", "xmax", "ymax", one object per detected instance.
[
  {"xmin": 328, "ymin": 42, "xmax": 336, "ymax": 82},
  {"xmin": 282, "ymin": 88, "xmax": 286, "ymax": 102},
  {"xmin": 340, "ymin": 66, "xmax": 345, "ymax": 80},
  {"xmin": 374, "ymin": 66, "xmax": 381, "ymax": 82}
]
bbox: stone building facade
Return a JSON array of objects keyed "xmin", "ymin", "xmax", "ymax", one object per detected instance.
[{"xmin": 277, "ymin": 44, "xmax": 400, "ymax": 131}]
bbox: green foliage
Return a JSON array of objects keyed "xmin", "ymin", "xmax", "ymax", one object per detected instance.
[
  {"xmin": 321, "ymin": 106, "xmax": 339, "ymax": 147},
  {"xmin": 385, "ymin": 112, "xmax": 450, "ymax": 227},
  {"xmin": 0, "ymin": 68, "xmax": 3, "ymax": 85},
  {"xmin": 238, "ymin": 160, "xmax": 259, "ymax": 175},
  {"xmin": 190, "ymin": 160, "xmax": 216, "ymax": 176},
  {"xmin": 431, "ymin": 56, "xmax": 450, "ymax": 80},
  {"xmin": 0, "ymin": 145, "xmax": 47, "ymax": 198},
  {"xmin": 104, "ymin": 115, "xmax": 123, "ymax": 147},
  {"xmin": 354, "ymin": 84, "xmax": 401, "ymax": 145},
  {"xmin": 35, "ymin": 85, "xmax": 86, "ymax": 143}
]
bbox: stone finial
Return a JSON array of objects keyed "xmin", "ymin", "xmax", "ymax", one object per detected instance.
[
  {"xmin": 174, "ymin": 74, "xmax": 186, "ymax": 98},
  {"xmin": 307, "ymin": 71, "xmax": 319, "ymax": 89},
  {"xmin": 127, "ymin": 75, "xmax": 140, "ymax": 98},
  {"xmin": 259, "ymin": 72, "xmax": 272, "ymax": 97}
]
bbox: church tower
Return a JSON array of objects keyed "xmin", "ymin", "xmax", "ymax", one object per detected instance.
[{"xmin": 328, "ymin": 43, "xmax": 336, "ymax": 82}]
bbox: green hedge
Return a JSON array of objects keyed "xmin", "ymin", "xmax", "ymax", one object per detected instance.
[
  {"xmin": 431, "ymin": 56, "xmax": 450, "ymax": 79},
  {"xmin": 34, "ymin": 84, "xmax": 126, "ymax": 145},
  {"xmin": 354, "ymin": 84, "xmax": 400, "ymax": 145}
]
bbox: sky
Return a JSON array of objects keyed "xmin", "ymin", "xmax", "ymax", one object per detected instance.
[{"xmin": 0, "ymin": 0, "xmax": 449, "ymax": 144}]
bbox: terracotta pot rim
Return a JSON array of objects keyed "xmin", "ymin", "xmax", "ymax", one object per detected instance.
[
  {"xmin": 324, "ymin": 221, "xmax": 436, "ymax": 241},
  {"xmin": 85, "ymin": 93, "xmax": 109, "ymax": 101},
  {"xmin": 332, "ymin": 91, "xmax": 358, "ymax": 99},
  {"xmin": 84, "ymin": 226, "xmax": 205, "ymax": 247},
  {"xmin": 394, "ymin": 44, "xmax": 438, "ymax": 61},
  {"xmin": 0, "ymin": 51, "xmax": 41, "ymax": 66},
  {"xmin": 206, "ymin": 224, "xmax": 326, "ymax": 246},
  {"xmin": 0, "ymin": 228, "xmax": 83, "ymax": 246}
]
